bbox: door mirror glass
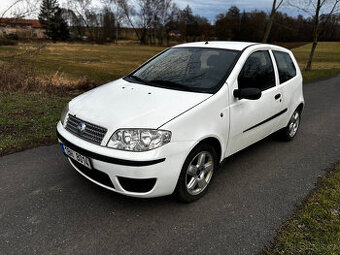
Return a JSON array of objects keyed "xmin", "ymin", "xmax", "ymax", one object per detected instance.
[{"xmin": 233, "ymin": 88, "xmax": 262, "ymax": 100}]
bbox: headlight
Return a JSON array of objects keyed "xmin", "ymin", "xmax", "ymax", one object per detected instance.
[
  {"xmin": 107, "ymin": 129, "xmax": 171, "ymax": 152},
  {"xmin": 60, "ymin": 103, "xmax": 69, "ymax": 125}
]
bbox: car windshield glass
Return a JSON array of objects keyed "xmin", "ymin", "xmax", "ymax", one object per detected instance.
[{"xmin": 126, "ymin": 47, "xmax": 240, "ymax": 93}]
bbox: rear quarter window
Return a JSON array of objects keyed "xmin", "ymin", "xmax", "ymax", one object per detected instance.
[{"xmin": 273, "ymin": 51, "xmax": 297, "ymax": 84}]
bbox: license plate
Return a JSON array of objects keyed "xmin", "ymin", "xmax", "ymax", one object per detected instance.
[{"xmin": 61, "ymin": 144, "xmax": 92, "ymax": 169}]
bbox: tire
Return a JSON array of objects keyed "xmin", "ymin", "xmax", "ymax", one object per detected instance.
[
  {"xmin": 278, "ymin": 109, "xmax": 301, "ymax": 141},
  {"xmin": 175, "ymin": 144, "xmax": 218, "ymax": 203}
]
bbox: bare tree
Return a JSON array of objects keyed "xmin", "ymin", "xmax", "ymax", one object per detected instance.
[
  {"xmin": 63, "ymin": 9, "xmax": 85, "ymax": 38},
  {"xmin": 290, "ymin": 0, "xmax": 340, "ymax": 71},
  {"xmin": 115, "ymin": 0, "xmax": 175, "ymax": 45},
  {"xmin": 117, "ymin": 0, "xmax": 141, "ymax": 42},
  {"xmin": 154, "ymin": 0, "xmax": 175, "ymax": 45},
  {"xmin": 262, "ymin": 0, "xmax": 284, "ymax": 42},
  {"xmin": 164, "ymin": 3, "xmax": 180, "ymax": 45},
  {"xmin": 1, "ymin": 0, "xmax": 40, "ymax": 20},
  {"xmin": 1, "ymin": 0, "xmax": 22, "ymax": 20},
  {"xmin": 0, "ymin": 0, "xmax": 44, "ymax": 58},
  {"xmin": 100, "ymin": 0, "xmax": 125, "ymax": 43},
  {"xmin": 135, "ymin": 0, "xmax": 154, "ymax": 44},
  {"xmin": 66, "ymin": 0, "xmax": 99, "ymax": 40}
]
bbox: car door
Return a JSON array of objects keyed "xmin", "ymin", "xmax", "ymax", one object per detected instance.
[
  {"xmin": 227, "ymin": 50, "xmax": 285, "ymax": 155},
  {"xmin": 272, "ymin": 49, "xmax": 300, "ymax": 128}
]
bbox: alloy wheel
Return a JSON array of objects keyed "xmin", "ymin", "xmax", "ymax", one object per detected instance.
[
  {"xmin": 185, "ymin": 151, "xmax": 214, "ymax": 196},
  {"xmin": 288, "ymin": 111, "xmax": 300, "ymax": 137}
]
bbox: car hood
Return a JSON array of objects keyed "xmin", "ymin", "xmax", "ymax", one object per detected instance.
[{"xmin": 69, "ymin": 79, "xmax": 211, "ymax": 132}]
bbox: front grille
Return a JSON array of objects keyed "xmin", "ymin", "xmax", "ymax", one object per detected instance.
[{"xmin": 65, "ymin": 114, "xmax": 107, "ymax": 145}]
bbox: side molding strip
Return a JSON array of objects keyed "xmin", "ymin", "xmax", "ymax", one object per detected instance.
[{"xmin": 243, "ymin": 108, "xmax": 288, "ymax": 133}]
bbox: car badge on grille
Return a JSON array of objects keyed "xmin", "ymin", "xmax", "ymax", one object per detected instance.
[{"xmin": 77, "ymin": 122, "xmax": 86, "ymax": 134}]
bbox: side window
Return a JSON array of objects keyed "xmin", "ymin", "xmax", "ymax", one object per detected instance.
[
  {"xmin": 238, "ymin": 51, "xmax": 275, "ymax": 91},
  {"xmin": 273, "ymin": 51, "xmax": 296, "ymax": 84}
]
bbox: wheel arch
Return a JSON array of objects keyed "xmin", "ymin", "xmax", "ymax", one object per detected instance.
[
  {"xmin": 192, "ymin": 137, "xmax": 223, "ymax": 164},
  {"xmin": 296, "ymin": 102, "xmax": 304, "ymax": 114}
]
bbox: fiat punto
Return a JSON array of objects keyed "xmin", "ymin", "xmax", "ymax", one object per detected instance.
[{"xmin": 57, "ymin": 41, "xmax": 304, "ymax": 202}]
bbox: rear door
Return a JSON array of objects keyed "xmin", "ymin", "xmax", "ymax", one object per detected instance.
[{"xmin": 227, "ymin": 50, "xmax": 285, "ymax": 155}]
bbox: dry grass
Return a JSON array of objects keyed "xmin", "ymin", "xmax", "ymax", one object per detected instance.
[
  {"xmin": 0, "ymin": 63, "xmax": 95, "ymax": 95},
  {"xmin": 273, "ymin": 42, "xmax": 309, "ymax": 49},
  {"xmin": 0, "ymin": 39, "xmax": 18, "ymax": 46},
  {"xmin": 0, "ymin": 42, "xmax": 165, "ymax": 84},
  {"xmin": 0, "ymin": 42, "xmax": 338, "ymax": 89}
]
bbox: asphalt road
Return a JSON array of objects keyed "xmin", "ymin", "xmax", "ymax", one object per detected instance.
[{"xmin": 1, "ymin": 76, "xmax": 339, "ymax": 255}]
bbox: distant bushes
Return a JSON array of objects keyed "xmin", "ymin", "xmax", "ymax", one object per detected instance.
[
  {"xmin": 0, "ymin": 63, "xmax": 95, "ymax": 95},
  {"xmin": 0, "ymin": 39, "xmax": 18, "ymax": 46}
]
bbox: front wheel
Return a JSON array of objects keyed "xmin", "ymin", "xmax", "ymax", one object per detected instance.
[
  {"xmin": 278, "ymin": 109, "xmax": 301, "ymax": 141},
  {"xmin": 175, "ymin": 144, "xmax": 218, "ymax": 203}
]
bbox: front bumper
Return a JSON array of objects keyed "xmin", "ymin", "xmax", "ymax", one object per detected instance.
[{"xmin": 57, "ymin": 121, "xmax": 193, "ymax": 198}]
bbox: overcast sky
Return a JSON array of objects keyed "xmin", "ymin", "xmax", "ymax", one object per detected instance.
[
  {"xmin": 0, "ymin": 0, "xmax": 306, "ymax": 21},
  {"xmin": 175, "ymin": 0, "xmax": 303, "ymax": 20}
]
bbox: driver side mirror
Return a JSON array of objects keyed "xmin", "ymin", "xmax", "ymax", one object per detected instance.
[{"xmin": 233, "ymin": 88, "xmax": 262, "ymax": 100}]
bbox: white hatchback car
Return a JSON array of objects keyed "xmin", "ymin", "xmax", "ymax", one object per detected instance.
[{"xmin": 57, "ymin": 41, "xmax": 304, "ymax": 202}]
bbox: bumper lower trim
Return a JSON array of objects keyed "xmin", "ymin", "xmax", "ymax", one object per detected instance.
[
  {"xmin": 70, "ymin": 158, "xmax": 115, "ymax": 189},
  {"xmin": 57, "ymin": 130, "xmax": 166, "ymax": 167}
]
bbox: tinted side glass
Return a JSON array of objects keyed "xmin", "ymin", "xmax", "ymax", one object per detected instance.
[
  {"xmin": 238, "ymin": 51, "xmax": 275, "ymax": 91},
  {"xmin": 273, "ymin": 51, "xmax": 296, "ymax": 83}
]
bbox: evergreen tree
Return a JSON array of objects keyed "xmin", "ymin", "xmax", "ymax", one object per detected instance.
[{"xmin": 39, "ymin": 0, "xmax": 70, "ymax": 41}]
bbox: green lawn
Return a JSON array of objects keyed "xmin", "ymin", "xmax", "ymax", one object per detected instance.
[
  {"xmin": 0, "ymin": 92, "xmax": 70, "ymax": 156},
  {"xmin": 262, "ymin": 164, "xmax": 340, "ymax": 255},
  {"xmin": 292, "ymin": 42, "xmax": 340, "ymax": 83}
]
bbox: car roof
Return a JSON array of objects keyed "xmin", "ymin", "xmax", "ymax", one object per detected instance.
[{"xmin": 173, "ymin": 41, "xmax": 288, "ymax": 52}]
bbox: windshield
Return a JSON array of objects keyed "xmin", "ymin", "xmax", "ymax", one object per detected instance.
[{"xmin": 125, "ymin": 47, "xmax": 240, "ymax": 93}]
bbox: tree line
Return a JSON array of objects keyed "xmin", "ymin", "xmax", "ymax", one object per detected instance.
[
  {"xmin": 215, "ymin": 6, "xmax": 340, "ymax": 43},
  {"xmin": 1, "ymin": 0, "xmax": 339, "ymax": 71},
  {"xmin": 59, "ymin": 0, "xmax": 212, "ymax": 45},
  {"xmin": 37, "ymin": 0, "xmax": 340, "ymax": 45},
  {"xmin": 32, "ymin": 0, "xmax": 340, "ymax": 70}
]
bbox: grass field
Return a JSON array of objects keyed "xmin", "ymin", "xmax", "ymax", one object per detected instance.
[
  {"xmin": 0, "ymin": 41, "xmax": 340, "ymax": 156},
  {"xmin": 262, "ymin": 164, "xmax": 340, "ymax": 255},
  {"xmin": 0, "ymin": 42, "xmax": 339, "ymax": 85},
  {"xmin": 0, "ymin": 93, "xmax": 70, "ymax": 155},
  {"xmin": 0, "ymin": 43, "xmax": 165, "ymax": 84},
  {"xmin": 292, "ymin": 42, "xmax": 340, "ymax": 83}
]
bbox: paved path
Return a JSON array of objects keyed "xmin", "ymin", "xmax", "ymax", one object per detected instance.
[{"xmin": 0, "ymin": 76, "xmax": 339, "ymax": 255}]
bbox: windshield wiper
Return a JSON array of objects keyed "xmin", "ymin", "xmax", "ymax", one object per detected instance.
[
  {"xmin": 148, "ymin": 79, "xmax": 188, "ymax": 89},
  {"xmin": 127, "ymin": 77, "xmax": 197, "ymax": 92},
  {"xmin": 128, "ymin": 75, "xmax": 148, "ymax": 84},
  {"xmin": 148, "ymin": 79, "xmax": 199, "ymax": 92}
]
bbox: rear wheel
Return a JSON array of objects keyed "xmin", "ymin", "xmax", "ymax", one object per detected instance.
[
  {"xmin": 175, "ymin": 144, "xmax": 217, "ymax": 203},
  {"xmin": 279, "ymin": 109, "xmax": 301, "ymax": 141}
]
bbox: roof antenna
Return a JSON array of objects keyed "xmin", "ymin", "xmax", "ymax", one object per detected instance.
[{"xmin": 205, "ymin": 41, "xmax": 209, "ymax": 45}]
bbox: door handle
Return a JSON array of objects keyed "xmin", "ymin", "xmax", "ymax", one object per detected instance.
[{"xmin": 275, "ymin": 94, "xmax": 281, "ymax": 100}]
